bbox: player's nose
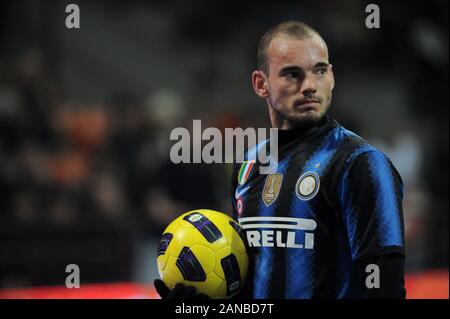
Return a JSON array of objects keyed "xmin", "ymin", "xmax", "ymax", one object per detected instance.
[{"xmin": 300, "ymin": 73, "xmax": 317, "ymax": 96}]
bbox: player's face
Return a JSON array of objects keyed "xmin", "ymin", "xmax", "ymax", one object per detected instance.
[{"xmin": 263, "ymin": 35, "xmax": 334, "ymax": 128}]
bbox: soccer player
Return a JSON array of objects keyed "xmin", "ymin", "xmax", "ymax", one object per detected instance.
[
  {"xmin": 155, "ymin": 20, "xmax": 406, "ymax": 299},
  {"xmin": 231, "ymin": 20, "xmax": 405, "ymax": 298}
]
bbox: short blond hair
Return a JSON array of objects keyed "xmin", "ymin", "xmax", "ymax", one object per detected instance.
[{"xmin": 257, "ymin": 21, "xmax": 325, "ymax": 74}]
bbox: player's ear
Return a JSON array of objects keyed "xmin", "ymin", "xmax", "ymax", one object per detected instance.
[
  {"xmin": 252, "ymin": 70, "xmax": 269, "ymax": 98},
  {"xmin": 329, "ymin": 64, "xmax": 335, "ymax": 90}
]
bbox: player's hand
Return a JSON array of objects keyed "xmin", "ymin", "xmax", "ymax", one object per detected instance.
[{"xmin": 153, "ymin": 279, "xmax": 210, "ymax": 299}]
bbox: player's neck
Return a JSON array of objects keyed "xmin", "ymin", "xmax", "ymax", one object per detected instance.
[{"xmin": 276, "ymin": 115, "xmax": 329, "ymax": 146}]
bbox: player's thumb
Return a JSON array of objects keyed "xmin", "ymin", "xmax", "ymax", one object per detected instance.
[{"xmin": 153, "ymin": 279, "xmax": 171, "ymax": 299}]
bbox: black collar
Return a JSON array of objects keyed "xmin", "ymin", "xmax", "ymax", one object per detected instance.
[
  {"xmin": 276, "ymin": 115, "xmax": 337, "ymax": 150},
  {"xmin": 265, "ymin": 116, "xmax": 339, "ymax": 162}
]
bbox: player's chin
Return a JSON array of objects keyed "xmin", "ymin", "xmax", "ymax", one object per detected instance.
[{"xmin": 290, "ymin": 110, "xmax": 324, "ymax": 126}]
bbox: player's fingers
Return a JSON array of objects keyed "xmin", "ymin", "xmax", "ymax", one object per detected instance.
[
  {"xmin": 184, "ymin": 285, "xmax": 197, "ymax": 299},
  {"xmin": 167, "ymin": 283, "xmax": 186, "ymax": 299},
  {"xmin": 153, "ymin": 279, "xmax": 170, "ymax": 299},
  {"xmin": 197, "ymin": 293, "xmax": 210, "ymax": 300}
]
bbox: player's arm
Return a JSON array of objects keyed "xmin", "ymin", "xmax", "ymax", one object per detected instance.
[
  {"xmin": 338, "ymin": 150, "xmax": 406, "ymax": 298},
  {"xmin": 352, "ymin": 253, "xmax": 406, "ymax": 298}
]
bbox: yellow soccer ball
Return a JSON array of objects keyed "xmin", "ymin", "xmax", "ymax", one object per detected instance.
[{"xmin": 157, "ymin": 209, "xmax": 248, "ymax": 299}]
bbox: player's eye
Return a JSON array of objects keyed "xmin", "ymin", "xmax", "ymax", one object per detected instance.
[
  {"xmin": 315, "ymin": 67, "xmax": 328, "ymax": 76},
  {"xmin": 283, "ymin": 71, "xmax": 298, "ymax": 79}
]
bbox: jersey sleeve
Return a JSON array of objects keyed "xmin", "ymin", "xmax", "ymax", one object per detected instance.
[
  {"xmin": 352, "ymin": 254, "xmax": 406, "ymax": 298},
  {"xmin": 338, "ymin": 149, "xmax": 405, "ymax": 261}
]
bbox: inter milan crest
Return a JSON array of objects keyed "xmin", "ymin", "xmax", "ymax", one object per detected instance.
[
  {"xmin": 262, "ymin": 173, "xmax": 283, "ymax": 206},
  {"xmin": 237, "ymin": 160, "xmax": 255, "ymax": 185},
  {"xmin": 296, "ymin": 171, "xmax": 320, "ymax": 201}
]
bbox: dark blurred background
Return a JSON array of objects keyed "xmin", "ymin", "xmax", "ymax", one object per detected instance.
[{"xmin": 0, "ymin": 0, "xmax": 448, "ymax": 295}]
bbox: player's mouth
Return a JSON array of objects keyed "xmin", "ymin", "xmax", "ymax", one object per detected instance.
[{"xmin": 294, "ymin": 99, "xmax": 321, "ymax": 111}]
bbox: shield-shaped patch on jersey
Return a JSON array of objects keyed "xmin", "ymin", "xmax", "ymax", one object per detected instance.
[{"xmin": 262, "ymin": 173, "xmax": 283, "ymax": 206}]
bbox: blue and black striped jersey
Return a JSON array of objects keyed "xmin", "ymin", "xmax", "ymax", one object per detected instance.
[{"xmin": 231, "ymin": 116, "xmax": 405, "ymax": 298}]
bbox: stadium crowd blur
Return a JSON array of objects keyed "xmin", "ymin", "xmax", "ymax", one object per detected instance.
[{"xmin": 0, "ymin": 0, "xmax": 448, "ymax": 292}]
